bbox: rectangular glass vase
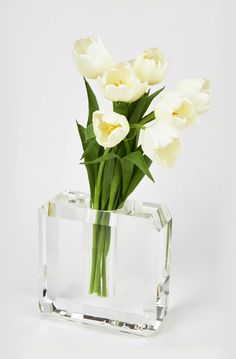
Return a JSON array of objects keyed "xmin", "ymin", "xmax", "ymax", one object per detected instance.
[{"xmin": 39, "ymin": 191, "xmax": 172, "ymax": 336}]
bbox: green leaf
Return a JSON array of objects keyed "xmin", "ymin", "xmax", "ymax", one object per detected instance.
[
  {"xmin": 100, "ymin": 157, "xmax": 116, "ymax": 209},
  {"xmin": 85, "ymin": 123, "xmax": 95, "ymax": 141},
  {"xmin": 76, "ymin": 121, "xmax": 96, "ymax": 201},
  {"xmin": 122, "ymin": 156, "xmax": 152, "ymax": 200},
  {"xmin": 120, "ymin": 158, "xmax": 134, "ymax": 197},
  {"xmin": 124, "ymin": 151, "xmax": 154, "ymax": 182},
  {"xmin": 145, "ymin": 87, "xmax": 165, "ymax": 112},
  {"xmin": 124, "ymin": 89, "xmax": 164, "ymax": 153},
  {"xmin": 84, "ymin": 78, "xmax": 99, "ymax": 126},
  {"xmin": 76, "ymin": 121, "xmax": 103, "ymax": 205},
  {"xmin": 123, "ymin": 168, "xmax": 143, "ymax": 199},
  {"xmin": 128, "ymin": 92, "xmax": 149, "ymax": 124},
  {"xmin": 82, "ymin": 152, "xmax": 119, "ymax": 165},
  {"xmin": 123, "ymin": 139, "xmax": 131, "ymax": 154},
  {"xmin": 127, "ymin": 88, "xmax": 164, "ymax": 125},
  {"xmin": 76, "ymin": 121, "xmax": 86, "ymax": 149},
  {"xmin": 113, "ymin": 101, "xmax": 130, "ymax": 117},
  {"xmin": 80, "ymin": 138, "xmax": 97, "ymax": 159},
  {"xmin": 125, "ymin": 93, "xmax": 149, "ymax": 152},
  {"xmin": 107, "ymin": 160, "xmax": 122, "ymax": 210}
]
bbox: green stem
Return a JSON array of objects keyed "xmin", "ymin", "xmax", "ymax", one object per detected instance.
[
  {"xmin": 124, "ymin": 139, "xmax": 131, "ymax": 154},
  {"xmin": 104, "ymin": 228, "xmax": 111, "ymax": 257},
  {"xmin": 93, "ymin": 221, "xmax": 105, "ymax": 293},
  {"xmin": 108, "ymin": 162, "xmax": 121, "ymax": 210},
  {"xmin": 139, "ymin": 111, "xmax": 155, "ymax": 125},
  {"xmin": 101, "ymin": 225, "xmax": 109, "ymax": 297},
  {"xmin": 94, "ymin": 148, "xmax": 110, "ymax": 209},
  {"xmin": 89, "ymin": 221, "xmax": 99, "ymax": 293},
  {"xmin": 89, "ymin": 148, "xmax": 120, "ymax": 296},
  {"xmin": 102, "ymin": 251, "xmax": 107, "ymax": 296}
]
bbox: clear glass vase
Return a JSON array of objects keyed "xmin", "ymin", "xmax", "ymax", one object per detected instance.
[{"xmin": 39, "ymin": 190, "xmax": 172, "ymax": 336}]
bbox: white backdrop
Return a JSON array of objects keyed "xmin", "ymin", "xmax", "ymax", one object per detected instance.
[{"xmin": 0, "ymin": 0, "xmax": 235, "ymax": 358}]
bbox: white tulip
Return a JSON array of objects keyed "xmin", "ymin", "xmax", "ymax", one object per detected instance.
[
  {"xmin": 155, "ymin": 90, "xmax": 197, "ymax": 129},
  {"xmin": 92, "ymin": 110, "xmax": 129, "ymax": 148},
  {"xmin": 176, "ymin": 78, "xmax": 211, "ymax": 115},
  {"xmin": 99, "ymin": 62, "xmax": 148, "ymax": 103},
  {"xmin": 141, "ymin": 121, "xmax": 181, "ymax": 167},
  {"xmin": 73, "ymin": 37, "xmax": 112, "ymax": 79},
  {"xmin": 133, "ymin": 48, "xmax": 169, "ymax": 85}
]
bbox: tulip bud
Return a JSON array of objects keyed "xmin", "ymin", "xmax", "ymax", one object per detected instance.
[
  {"xmin": 73, "ymin": 37, "xmax": 112, "ymax": 79},
  {"xmin": 133, "ymin": 48, "xmax": 169, "ymax": 85}
]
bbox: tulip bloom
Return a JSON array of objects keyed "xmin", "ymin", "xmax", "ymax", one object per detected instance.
[
  {"xmin": 155, "ymin": 90, "xmax": 197, "ymax": 129},
  {"xmin": 92, "ymin": 110, "xmax": 130, "ymax": 148},
  {"xmin": 140, "ymin": 121, "xmax": 181, "ymax": 167},
  {"xmin": 99, "ymin": 62, "xmax": 148, "ymax": 103},
  {"xmin": 176, "ymin": 78, "xmax": 211, "ymax": 115}
]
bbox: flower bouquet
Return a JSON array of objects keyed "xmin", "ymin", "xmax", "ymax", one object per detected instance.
[
  {"xmin": 73, "ymin": 37, "xmax": 210, "ymax": 297},
  {"xmin": 39, "ymin": 37, "xmax": 210, "ymax": 335}
]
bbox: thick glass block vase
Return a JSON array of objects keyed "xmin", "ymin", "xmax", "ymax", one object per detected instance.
[{"xmin": 39, "ymin": 191, "xmax": 172, "ymax": 336}]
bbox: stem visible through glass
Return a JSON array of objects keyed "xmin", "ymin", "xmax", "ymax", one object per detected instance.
[{"xmin": 89, "ymin": 211, "xmax": 111, "ymax": 296}]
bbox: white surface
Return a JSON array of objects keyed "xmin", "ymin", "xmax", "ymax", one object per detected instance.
[{"xmin": 0, "ymin": 0, "xmax": 235, "ymax": 358}]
